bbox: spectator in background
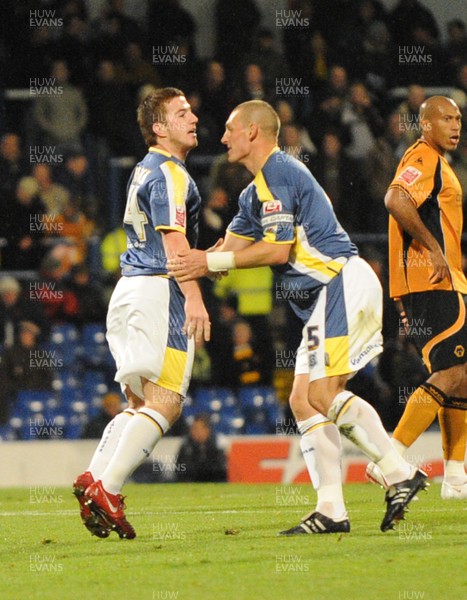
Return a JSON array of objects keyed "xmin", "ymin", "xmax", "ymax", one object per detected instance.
[
  {"xmin": 35, "ymin": 253, "xmax": 80, "ymax": 322},
  {"xmin": 214, "ymin": 265, "xmax": 274, "ymax": 367},
  {"xmin": 55, "ymin": 14, "xmax": 92, "ymax": 87},
  {"xmin": 48, "ymin": 199, "xmax": 95, "ymax": 265},
  {"xmin": 397, "ymin": 84, "xmax": 426, "ymax": 148},
  {"xmin": 100, "ymin": 227, "xmax": 126, "ymax": 278},
  {"xmin": 2, "ymin": 177, "xmax": 46, "ymax": 270},
  {"xmin": 445, "ymin": 20, "xmax": 467, "ymax": 79},
  {"xmin": 340, "ymin": 81, "xmax": 385, "ymax": 163},
  {"xmin": 209, "ymin": 154, "xmax": 253, "ymax": 223},
  {"xmin": 231, "ymin": 320, "xmax": 270, "ymax": 388},
  {"xmin": 364, "ymin": 112, "xmax": 407, "ymax": 233},
  {"xmin": 0, "ymin": 133, "xmax": 24, "ymax": 197},
  {"xmin": 147, "ymin": 0, "xmax": 196, "ymax": 57},
  {"xmin": 215, "ymin": 0, "xmax": 260, "ymax": 72},
  {"xmin": 64, "ymin": 264, "xmax": 107, "ymax": 327},
  {"xmin": 91, "ymin": 0, "xmax": 142, "ymax": 62},
  {"xmin": 55, "ymin": 151, "xmax": 96, "ymax": 218},
  {"xmin": 200, "ymin": 61, "xmax": 233, "ymax": 140},
  {"xmin": 198, "ymin": 187, "xmax": 230, "ymax": 251},
  {"xmin": 310, "ymin": 64, "xmax": 349, "ymax": 144},
  {"xmin": 311, "ymin": 130, "xmax": 362, "ymax": 233},
  {"xmin": 388, "ymin": 0, "xmax": 439, "ymax": 48},
  {"xmin": 0, "ymin": 276, "xmax": 48, "ymax": 348},
  {"xmin": 281, "ymin": 124, "xmax": 317, "ymax": 167},
  {"xmin": 114, "ymin": 42, "xmax": 161, "ymax": 93},
  {"xmin": 186, "ymin": 92, "xmax": 223, "ymax": 154},
  {"xmin": 0, "ymin": 321, "xmax": 53, "ymax": 425},
  {"xmin": 190, "ymin": 339, "xmax": 212, "ymax": 390},
  {"xmin": 208, "ymin": 294, "xmax": 238, "ymax": 387},
  {"xmin": 235, "ymin": 63, "xmax": 275, "ymax": 105},
  {"xmin": 32, "ymin": 59, "xmax": 88, "ymax": 153},
  {"xmin": 276, "ymin": 100, "xmax": 317, "ymax": 157},
  {"xmin": 31, "ymin": 163, "xmax": 70, "ymax": 217},
  {"xmin": 245, "ymin": 28, "xmax": 290, "ymax": 90},
  {"xmin": 81, "ymin": 392, "xmax": 122, "ymax": 439},
  {"xmin": 86, "ymin": 60, "xmax": 139, "ymax": 156},
  {"xmin": 175, "ymin": 414, "xmax": 227, "ymax": 482}
]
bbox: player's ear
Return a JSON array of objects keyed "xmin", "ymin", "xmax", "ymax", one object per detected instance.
[
  {"xmin": 420, "ymin": 117, "xmax": 430, "ymax": 134},
  {"xmin": 153, "ymin": 121, "xmax": 167, "ymax": 139},
  {"xmin": 248, "ymin": 122, "xmax": 259, "ymax": 141}
]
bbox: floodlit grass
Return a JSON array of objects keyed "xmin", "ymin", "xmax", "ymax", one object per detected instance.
[{"xmin": 1, "ymin": 483, "xmax": 465, "ymax": 600}]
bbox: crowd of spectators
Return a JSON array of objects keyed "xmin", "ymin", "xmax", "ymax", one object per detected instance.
[{"xmin": 1, "ymin": 0, "xmax": 467, "ymax": 434}]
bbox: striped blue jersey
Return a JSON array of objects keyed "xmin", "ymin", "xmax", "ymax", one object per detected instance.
[
  {"xmin": 227, "ymin": 148, "xmax": 358, "ymax": 320},
  {"xmin": 121, "ymin": 147, "xmax": 201, "ymax": 276}
]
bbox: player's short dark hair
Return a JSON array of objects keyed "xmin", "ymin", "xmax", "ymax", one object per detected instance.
[{"xmin": 137, "ymin": 87, "xmax": 185, "ymax": 147}]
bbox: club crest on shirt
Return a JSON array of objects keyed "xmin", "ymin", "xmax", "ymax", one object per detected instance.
[
  {"xmin": 398, "ymin": 166, "xmax": 422, "ymax": 185},
  {"xmin": 263, "ymin": 199, "xmax": 282, "ymax": 214}
]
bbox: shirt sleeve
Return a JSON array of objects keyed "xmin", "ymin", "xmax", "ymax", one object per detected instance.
[
  {"xmin": 388, "ymin": 146, "xmax": 438, "ymax": 208},
  {"xmin": 152, "ymin": 161, "xmax": 189, "ymax": 234},
  {"xmin": 227, "ymin": 190, "xmax": 255, "ymax": 240},
  {"xmin": 256, "ymin": 174, "xmax": 295, "ymax": 244}
]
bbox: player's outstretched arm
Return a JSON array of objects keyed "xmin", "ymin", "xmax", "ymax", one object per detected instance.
[
  {"xmin": 162, "ymin": 230, "xmax": 211, "ymax": 342},
  {"xmin": 167, "ymin": 234, "xmax": 290, "ymax": 282},
  {"xmin": 385, "ymin": 187, "xmax": 449, "ymax": 284}
]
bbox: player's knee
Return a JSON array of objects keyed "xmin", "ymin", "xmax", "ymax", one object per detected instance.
[
  {"xmin": 125, "ymin": 385, "xmax": 144, "ymax": 409},
  {"xmin": 430, "ymin": 364, "xmax": 465, "ymax": 397}
]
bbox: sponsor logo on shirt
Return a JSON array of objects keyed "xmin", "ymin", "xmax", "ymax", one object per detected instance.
[
  {"xmin": 263, "ymin": 200, "xmax": 282, "ymax": 214},
  {"xmin": 175, "ymin": 206, "xmax": 186, "ymax": 228}
]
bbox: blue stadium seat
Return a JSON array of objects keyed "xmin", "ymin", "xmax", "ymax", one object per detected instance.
[
  {"xmin": 50, "ymin": 324, "xmax": 80, "ymax": 345},
  {"xmin": 81, "ymin": 324, "xmax": 113, "ymax": 367},
  {"xmin": 47, "ymin": 324, "xmax": 82, "ymax": 368},
  {"xmin": 52, "ymin": 369, "xmax": 81, "ymax": 393},
  {"xmin": 193, "ymin": 387, "xmax": 237, "ymax": 413},
  {"xmin": 0, "ymin": 424, "xmax": 15, "ymax": 440},
  {"xmin": 238, "ymin": 386, "xmax": 282, "ymax": 433},
  {"xmin": 212, "ymin": 411, "xmax": 245, "ymax": 435}
]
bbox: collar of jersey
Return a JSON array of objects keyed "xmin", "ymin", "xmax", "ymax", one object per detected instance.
[
  {"xmin": 149, "ymin": 146, "xmax": 172, "ymax": 158},
  {"xmin": 253, "ymin": 146, "xmax": 280, "ymax": 184}
]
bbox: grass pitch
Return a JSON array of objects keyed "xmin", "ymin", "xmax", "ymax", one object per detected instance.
[{"xmin": 1, "ymin": 483, "xmax": 465, "ymax": 600}]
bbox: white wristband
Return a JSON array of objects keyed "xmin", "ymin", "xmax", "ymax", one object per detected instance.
[{"xmin": 206, "ymin": 251, "xmax": 236, "ymax": 272}]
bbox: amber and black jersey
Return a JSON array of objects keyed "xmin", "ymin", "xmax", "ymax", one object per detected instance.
[{"xmin": 387, "ymin": 139, "xmax": 467, "ymax": 298}]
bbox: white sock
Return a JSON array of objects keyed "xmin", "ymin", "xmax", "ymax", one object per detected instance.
[
  {"xmin": 88, "ymin": 409, "xmax": 136, "ymax": 479},
  {"xmin": 100, "ymin": 408, "xmax": 170, "ymax": 494},
  {"xmin": 328, "ymin": 391, "xmax": 411, "ymax": 486},
  {"xmin": 297, "ymin": 414, "xmax": 346, "ymax": 520},
  {"xmin": 444, "ymin": 460, "xmax": 467, "ymax": 485},
  {"xmin": 391, "ymin": 438, "xmax": 407, "ymax": 457}
]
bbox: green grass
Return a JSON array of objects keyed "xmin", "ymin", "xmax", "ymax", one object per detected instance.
[{"xmin": 1, "ymin": 483, "xmax": 465, "ymax": 600}]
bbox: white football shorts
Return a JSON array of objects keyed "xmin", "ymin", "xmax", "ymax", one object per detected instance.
[
  {"xmin": 295, "ymin": 256, "xmax": 383, "ymax": 380},
  {"xmin": 106, "ymin": 275, "xmax": 194, "ymax": 399}
]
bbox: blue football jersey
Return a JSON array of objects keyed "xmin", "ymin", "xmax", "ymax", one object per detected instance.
[
  {"xmin": 227, "ymin": 148, "xmax": 358, "ymax": 320},
  {"xmin": 121, "ymin": 147, "xmax": 201, "ymax": 276}
]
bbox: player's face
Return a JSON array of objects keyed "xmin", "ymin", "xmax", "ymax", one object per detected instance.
[
  {"xmin": 221, "ymin": 110, "xmax": 251, "ymax": 164},
  {"xmin": 423, "ymin": 102, "xmax": 462, "ymax": 155},
  {"xmin": 162, "ymin": 96, "xmax": 198, "ymax": 152}
]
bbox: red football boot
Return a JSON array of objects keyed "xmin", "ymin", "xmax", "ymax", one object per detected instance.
[
  {"xmin": 72, "ymin": 471, "xmax": 110, "ymax": 538},
  {"xmin": 84, "ymin": 480, "xmax": 136, "ymax": 539}
]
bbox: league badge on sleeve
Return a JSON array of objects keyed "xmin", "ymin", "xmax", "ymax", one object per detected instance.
[{"xmin": 397, "ymin": 166, "xmax": 422, "ymax": 185}]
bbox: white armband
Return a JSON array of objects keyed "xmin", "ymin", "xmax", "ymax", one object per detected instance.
[{"xmin": 206, "ymin": 251, "xmax": 236, "ymax": 272}]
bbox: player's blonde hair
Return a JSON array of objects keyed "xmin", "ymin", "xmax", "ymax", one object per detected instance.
[
  {"xmin": 137, "ymin": 87, "xmax": 185, "ymax": 147},
  {"xmin": 234, "ymin": 100, "xmax": 280, "ymax": 140}
]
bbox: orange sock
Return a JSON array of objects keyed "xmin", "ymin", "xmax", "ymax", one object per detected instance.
[
  {"xmin": 393, "ymin": 383, "xmax": 445, "ymax": 448},
  {"xmin": 439, "ymin": 406, "xmax": 467, "ymax": 461}
]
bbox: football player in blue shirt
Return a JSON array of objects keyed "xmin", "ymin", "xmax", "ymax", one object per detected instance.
[
  {"xmin": 73, "ymin": 88, "xmax": 211, "ymax": 539},
  {"xmin": 168, "ymin": 100, "xmax": 428, "ymax": 533}
]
